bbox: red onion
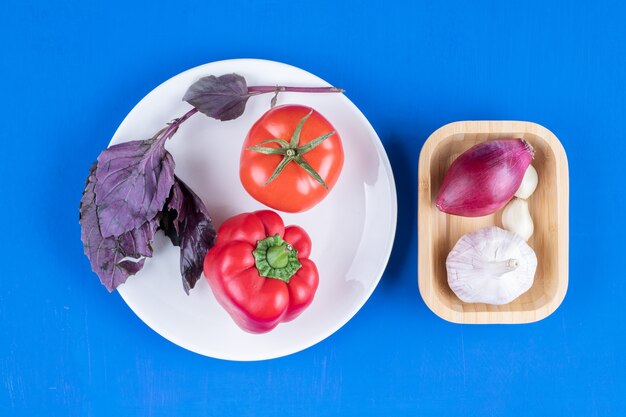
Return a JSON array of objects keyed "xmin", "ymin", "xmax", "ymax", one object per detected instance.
[{"xmin": 435, "ymin": 139, "xmax": 534, "ymax": 217}]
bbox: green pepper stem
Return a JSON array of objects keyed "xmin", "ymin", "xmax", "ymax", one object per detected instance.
[
  {"xmin": 266, "ymin": 243, "xmax": 290, "ymax": 269},
  {"xmin": 253, "ymin": 234, "xmax": 302, "ymax": 283}
]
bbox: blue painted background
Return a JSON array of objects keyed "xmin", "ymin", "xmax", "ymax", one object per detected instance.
[{"xmin": 2, "ymin": 0, "xmax": 625, "ymax": 415}]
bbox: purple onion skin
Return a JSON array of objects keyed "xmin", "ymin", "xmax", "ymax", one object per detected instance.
[{"xmin": 435, "ymin": 139, "xmax": 534, "ymax": 217}]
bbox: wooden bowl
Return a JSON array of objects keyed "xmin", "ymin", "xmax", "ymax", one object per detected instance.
[{"xmin": 418, "ymin": 121, "xmax": 569, "ymax": 324}]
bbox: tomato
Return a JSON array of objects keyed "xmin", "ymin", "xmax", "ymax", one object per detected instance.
[{"xmin": 239, "ymin": 105, "xmax": 344, "ymax": 212}]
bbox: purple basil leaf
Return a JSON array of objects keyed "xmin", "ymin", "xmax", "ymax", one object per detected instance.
[
  {"xmin": 80, "ymin": 164, "xmax": 158, "ymax": 292},
  {"xmin": 94, "ymin": 138, "xmax": 175, "ymax": 238},
  {"xmin": 183, "ymin": 73, "xmax": 251, "ymax": 121},
  {"xmin": 160, "ymin": 178, "xmax": 185, "ymax": 245},
  {"xmin": 161, "ymin": 176, "xmax": 216, "ymax": 294}
]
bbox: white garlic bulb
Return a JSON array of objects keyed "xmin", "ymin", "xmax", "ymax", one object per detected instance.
[
  {"xmin": 514, "ymin": 164, "xmax": 538, "ymax": 199},
  {"xmin": 502, "ymin": 198, "xmax": 534, "ymax": 240},
  {"xmin": 446, "ymin": 226, "xmax": 537, "ymax": 305}
]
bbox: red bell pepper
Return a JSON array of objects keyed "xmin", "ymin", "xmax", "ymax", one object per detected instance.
[{"xmin": 203, "ymin": 210, "xmax": 319, "ymax": 333}]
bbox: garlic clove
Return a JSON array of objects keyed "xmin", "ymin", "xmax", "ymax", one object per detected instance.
[
  {"xmin": 446, "ymin": 226, "xmax": 537, "ymax": 305},
  {"xmin": 502, "ymin": 198, "xmax": 534, "ymax": 241},
  {"xmin": 514, "ymin": 164, "xmax": 538, "ymax": 199}
]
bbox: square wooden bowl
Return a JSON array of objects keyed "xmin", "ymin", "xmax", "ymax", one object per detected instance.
[{"xmin": 418, "ymin": 121, "xmax": 569, "ymax": 324}]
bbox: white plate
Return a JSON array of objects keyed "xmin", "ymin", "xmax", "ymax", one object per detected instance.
[{"xmin": 113, "ymin": 59, "xmax": 397, "ymax": 361}]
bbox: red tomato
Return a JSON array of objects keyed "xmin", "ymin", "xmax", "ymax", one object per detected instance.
[{"xmin": 239, "ymin": 105, "xmax": 344, "ymax": 212}]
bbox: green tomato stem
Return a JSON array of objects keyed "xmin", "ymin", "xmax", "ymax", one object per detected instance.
[{"xmin": 245, "ymin": 110, "xmax": 334, "ymax": 189}]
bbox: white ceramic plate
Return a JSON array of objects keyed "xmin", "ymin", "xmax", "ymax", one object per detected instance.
[{"xmin": 113, "ymin": 59, "xmax": 396, "ymax": 361}]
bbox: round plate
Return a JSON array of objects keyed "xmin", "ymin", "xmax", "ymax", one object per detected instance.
[{"xmin": 113, "ymin": 59, "xmax": 397, "ymax": 361}]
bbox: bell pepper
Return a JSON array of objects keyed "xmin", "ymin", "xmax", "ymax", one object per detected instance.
[{"xmin": 203, "ymin": 210, "xmax": 319, "ymax": 333}]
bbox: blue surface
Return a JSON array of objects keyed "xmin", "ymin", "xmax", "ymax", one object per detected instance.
[{"xmin": 2, "ymin": 0, "xmax": 625, "ymax": 415}]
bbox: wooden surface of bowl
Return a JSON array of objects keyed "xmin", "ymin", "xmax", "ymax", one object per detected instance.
[{"xmin": 418, "ymin": 121, "xmax": 569, "ymax": 324}]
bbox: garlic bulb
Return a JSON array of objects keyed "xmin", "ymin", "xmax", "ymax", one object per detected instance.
[
  {"xmin": 514, "ymin": 164, "xmax": 538, "ymax": 199},
  {"xmin": 502, "ymin": 198, "xmax": 534, "ymax": 240},
  {"xmin": 446, "ymin": 226, "xmax": 537, "ymax": 305}
]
